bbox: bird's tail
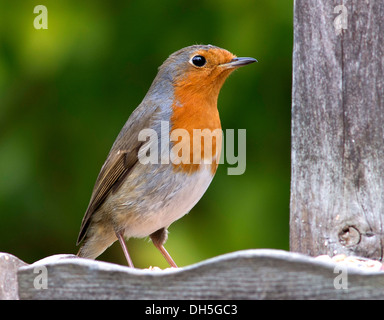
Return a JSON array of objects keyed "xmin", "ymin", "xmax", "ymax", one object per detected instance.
[{"xmin": 76, "ymin": 227, "xmax": 117, "ymax": 260}]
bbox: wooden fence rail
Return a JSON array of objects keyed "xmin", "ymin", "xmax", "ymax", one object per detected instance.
[{"xmin": 0, "ymin": 250, "xmax": 382, "ymax": 300}]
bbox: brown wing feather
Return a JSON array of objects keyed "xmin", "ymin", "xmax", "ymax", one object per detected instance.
[
  {"xmin": 76, "ymin": 104, "xmax": 161, "ymax": 245},
  {"xmin": 76, "ymin": 149, "xmax": 139, "ymax": 244}
]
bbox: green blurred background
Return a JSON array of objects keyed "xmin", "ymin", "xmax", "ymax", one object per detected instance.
[{"xmin": 0, "ymin": 0, "xmax": 292, "ymax": 268}]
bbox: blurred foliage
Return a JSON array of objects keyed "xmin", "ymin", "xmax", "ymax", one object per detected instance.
[{"xmin": 0, "ymin": 0, "xmax": 292, "ymax": 268}]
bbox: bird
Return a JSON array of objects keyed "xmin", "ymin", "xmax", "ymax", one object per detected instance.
[{"xmin": 76, "ymin": 44, "xmax": 256, "ymax": 268}]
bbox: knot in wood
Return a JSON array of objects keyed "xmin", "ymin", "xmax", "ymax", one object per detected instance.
[{"xmin": 338, "ymin": 226, "xmax": 361, "ymax": 247}]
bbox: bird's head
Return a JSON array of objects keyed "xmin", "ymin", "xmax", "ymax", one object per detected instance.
[{"xmin": 157, "ymin": 45, "xmax": 256, "ymax": 102}]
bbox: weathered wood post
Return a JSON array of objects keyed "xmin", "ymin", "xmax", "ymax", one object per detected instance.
[{"xmin": 291, "ymin": 0, "xmax": 384, "ymax": 260}]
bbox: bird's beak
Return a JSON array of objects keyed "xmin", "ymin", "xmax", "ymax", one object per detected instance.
[{"xmin": 220, "ymin": 57, "xmax": 258, "ymax": 69}]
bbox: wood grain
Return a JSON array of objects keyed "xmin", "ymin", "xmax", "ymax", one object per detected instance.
[
  {"xmin": 17, "ymin": 250, "xmax": 384, "ymax": 300},
  {"xmin": 0, "ymin": 253, "xmax": 27, "ymax": 300},
  {"xmin": 291, "ymin": 0, "xmax": 384, "ymax": 259}
]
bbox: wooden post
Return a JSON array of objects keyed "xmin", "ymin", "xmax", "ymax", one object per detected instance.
[{"xmin": 291, "ymin": 0, "xmax": 384, "ymax": 260}]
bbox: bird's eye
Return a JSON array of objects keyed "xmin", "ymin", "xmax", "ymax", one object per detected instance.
[{"xmin": 191, "ymin": 55, "xmax": 206, "ymax": 67}]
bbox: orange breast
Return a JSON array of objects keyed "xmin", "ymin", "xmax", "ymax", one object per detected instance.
[{"xmin": 170, "ymin": 72, "xmax": 222, "ymax": 175}]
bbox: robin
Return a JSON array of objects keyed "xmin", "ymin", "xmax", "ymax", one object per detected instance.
[{"xmin": 76, "ymin": 44, "xmax": 256, "ymax": 268}]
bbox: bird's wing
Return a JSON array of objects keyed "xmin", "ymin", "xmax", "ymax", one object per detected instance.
[{"xmin": 77, "ymin": 105, "xmax": 160, "ymax": 244}]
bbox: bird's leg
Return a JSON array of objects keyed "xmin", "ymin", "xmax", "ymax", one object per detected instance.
[
  {"xmin": 150, "ymin": 228, "xmax": 178, "ymax": 268},
  {"xmin": 154, "ymin": 243, "xmax": 178, "ymax": 268},
  {"xmin": 116, "ymin": 231, "xmax": 134, "ymax": 268}
]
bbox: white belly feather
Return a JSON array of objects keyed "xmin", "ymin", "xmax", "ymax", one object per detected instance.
[{"xmin": 126, "ymin": 164, "xmax": 214, "ymax": 239}]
